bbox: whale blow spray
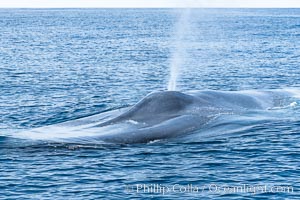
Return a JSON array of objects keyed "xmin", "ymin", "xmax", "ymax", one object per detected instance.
[{"xmin": 167, "ymin": 9, "xmax": 191, "ymax": 91}]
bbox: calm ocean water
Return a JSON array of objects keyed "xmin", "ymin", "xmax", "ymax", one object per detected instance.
[{"xmin": 1, "ymin": 9, "xmax": 300, "ymax": 199}]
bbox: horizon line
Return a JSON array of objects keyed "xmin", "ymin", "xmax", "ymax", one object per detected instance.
[
  {"xmin": 1, "ymin": 0, "xmax": 300, "ymax": 9},
  {"xmin": 1, "ymin": 7, "xmax": 300, "ymax": 9}
]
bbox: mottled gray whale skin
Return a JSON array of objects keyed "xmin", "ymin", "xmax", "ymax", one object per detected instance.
[
  {"xmin": 83, "ymin": 90, "xmax": 268, "ymax": 143},
  {"xmin": 97, "ymin": 91, "xmax": 197, "ymax": 127},
  {"xmin": 98, "ymin": 90, "xmax": 265, "ymax": 126},
  {"xmin": 18, "ymin": 89, "xmax": 291, "ymax": 144}
]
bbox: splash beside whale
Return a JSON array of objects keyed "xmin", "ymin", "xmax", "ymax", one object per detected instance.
[{"xmin": 14, "ymin": 89, "xmax": 299, "ymax": 143}]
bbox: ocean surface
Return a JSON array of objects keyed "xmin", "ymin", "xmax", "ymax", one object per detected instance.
[{"xmin": 1, "ymin": 9, "xmax": 300, "ymax": 199}]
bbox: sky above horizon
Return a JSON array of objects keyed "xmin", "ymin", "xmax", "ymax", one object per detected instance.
[{"xmin": 0, "ymin": 0, "xmax": 300, "ymax": 8}]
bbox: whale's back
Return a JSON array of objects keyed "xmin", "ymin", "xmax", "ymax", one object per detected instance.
[
  {"xmin": 13, "ymin": 89, "xmax": 299, "ymax": 143},
  {"xmin": 109, "ymin": 91, "xmax": 195, "ymax": 124}
]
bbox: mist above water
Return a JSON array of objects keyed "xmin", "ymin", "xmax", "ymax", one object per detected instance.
[{"xmin": 167, "ymin": 9, "xmax": 191, "ymax": 91}]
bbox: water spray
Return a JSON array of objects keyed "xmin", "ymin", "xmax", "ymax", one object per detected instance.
[{"xmin": 167, "ymin": 8, "xmax": 191, "ymax": 91}]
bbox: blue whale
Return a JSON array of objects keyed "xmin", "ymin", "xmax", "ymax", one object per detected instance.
[{"xmin": 16, "ymin": 89, "xmax": 297, "ymax": 143}]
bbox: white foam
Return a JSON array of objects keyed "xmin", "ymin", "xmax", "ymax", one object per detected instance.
[
  {"xmin": 127, "ymin": 119, "xmax": 139, "ymax": 125},
  {"xmin": 282, "ymin": 88, "xmax": 300, "ymax": 99}
]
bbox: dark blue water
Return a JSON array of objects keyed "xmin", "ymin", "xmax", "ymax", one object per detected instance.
[{"xmin": 1, "ymin": 9, "xmax": 300, "ymax": 199}]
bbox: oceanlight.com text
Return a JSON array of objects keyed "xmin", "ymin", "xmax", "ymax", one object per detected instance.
[{"xmin": 125, "ymin": 184, "xmax": 294, "ymax": 195}]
